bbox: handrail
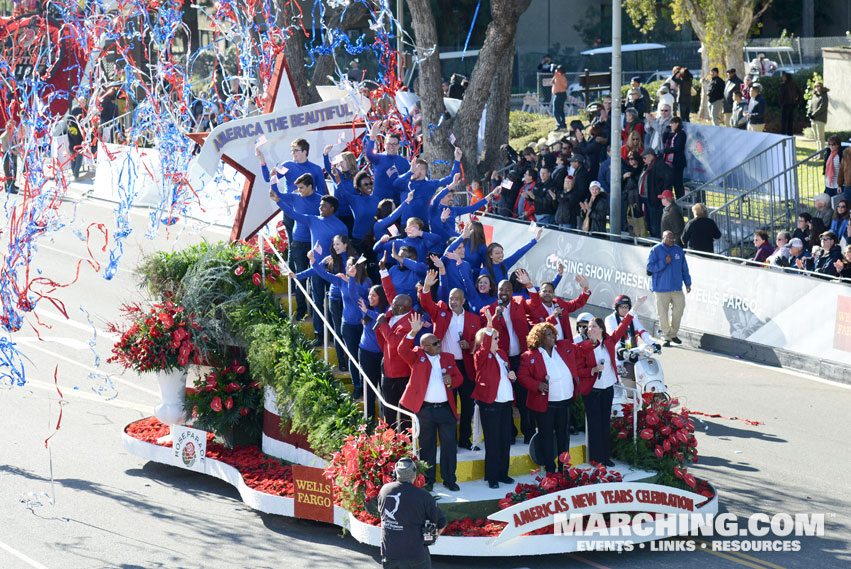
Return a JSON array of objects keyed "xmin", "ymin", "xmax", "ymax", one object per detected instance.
[
  {"xmin": 688, "ymin": 137, "xmax": 792, "ymax": 197},
  {"xmin": 261, "ymin": 234, "xmax": 421, "ymax": 453},
  {"xmin": 617, "ymin": 383, "xmax": 641, "ymax": 450}
]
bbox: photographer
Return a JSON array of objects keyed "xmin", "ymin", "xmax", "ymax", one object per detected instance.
[{"xmin": 378, "ymin": 457, "xmax": 446, "ymax": 569}]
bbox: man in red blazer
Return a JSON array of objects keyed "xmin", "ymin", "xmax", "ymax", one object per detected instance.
[
  {"xmin": 375, "ymin": 291, "xmax": 415, "ymax": 427},
  {"xmin": 526, "ymin": 274, "xmax": 592, "ymax": 339},
  {"xmin": 479, "ymin": 268, "xmax": 542, "ymax": 443},
  {"xmin": 399, "ymin": 313, "xmax": 464, "ymax": 491},
  {"xmin": 419, "ymin": 269, "xmax": 481, "ymax": 450}
]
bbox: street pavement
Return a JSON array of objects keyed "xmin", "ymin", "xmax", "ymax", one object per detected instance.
[{"xmin": 0, "ymin": 196, "xmax": 849, "ymax": 569}]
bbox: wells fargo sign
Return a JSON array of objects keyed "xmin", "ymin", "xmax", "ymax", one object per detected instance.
[
  {"xmin": 488, "ymin": 482, "xmax": 706, "ymax": 544},
  {"xmin": 292, "ymin": 465, "xmax": 334, "ymax": 523}
]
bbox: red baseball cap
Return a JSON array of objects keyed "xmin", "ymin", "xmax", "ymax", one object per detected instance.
[{"xmin": 657, "ymin": 190, "xmax": 675, "ymax": 200}]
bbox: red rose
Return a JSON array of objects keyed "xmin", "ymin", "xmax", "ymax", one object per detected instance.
[
  {"xmin": 211, "ymin": 396, "xmax": 223, "ymax": 412},
  {"xmin": 252, "ymin": 273, "xmax": 262, "ymax": 286},
  {"xmin": 158, "ymin": 313, "xmax": 174, "ymax": 328},
  {"xmin": 235, "ymin": 266, "xmax": 245, "ymax": 276}
]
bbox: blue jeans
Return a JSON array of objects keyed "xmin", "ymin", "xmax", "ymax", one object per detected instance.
[
  {"xmin": 289, "ymin": 241, "xmax": 310, "ymax": 318},
  {"xmin": 536, "ymin": 214, "xmax": 554, "ymax": 225},
  {"xmin": 553, "ymin": 92, "xmax": 567, "ymax": 129}
]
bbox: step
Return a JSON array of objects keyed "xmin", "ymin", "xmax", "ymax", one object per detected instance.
[{"xmin": 436, "ymin": 435, "xmax": 588, "ymax": 484}]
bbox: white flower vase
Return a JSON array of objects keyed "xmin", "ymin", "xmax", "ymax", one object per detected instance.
[{"xmin": 154, "ymin": 369, "xmax": 188, "ymax": 429}]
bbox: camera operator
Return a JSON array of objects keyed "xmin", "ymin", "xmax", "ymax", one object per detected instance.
[{"xmin": 378, "ymin": 457, "xmax": 446, "ymax": 569}]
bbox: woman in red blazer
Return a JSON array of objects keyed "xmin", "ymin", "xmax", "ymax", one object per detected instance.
[
  {"xmin": 578, "ymin": 295, "xmax": 648, "ymax": 466},
  {"xmin": 518, "ymin": 322, "xmax": 588, "ymax": 473},
  {"xmin": 472, "ymin": 309, "xmax": 517, "ymax": 488}
]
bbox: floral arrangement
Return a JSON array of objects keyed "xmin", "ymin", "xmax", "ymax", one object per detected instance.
[
  {"xmin": 610, "ymin": 393, "xmax": 700, "ymax": 489},
  {"xmin": 107, "ymin": 301, "xmax": 203, "ymax": 373},
  {"xmin": 324, "ymin": 422, "xmax": 427, "ymax": 513},
  {"xmin": 185, "ymin": 359, "xmax": 264, "ymax": 440}
]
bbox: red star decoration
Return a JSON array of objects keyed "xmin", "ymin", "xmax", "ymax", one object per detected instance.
[{"xmin": 188, "ymin": 53, "xmax": 364, "ymax": 241}]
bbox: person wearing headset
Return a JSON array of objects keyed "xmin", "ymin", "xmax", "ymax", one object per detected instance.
[
  {"xmin": 378, "ymin": 457, "xmax": 446, "ymax": 568},
  {"xmin": 603, "ymin": 295, "xmax": 661, "ymax": 366}
]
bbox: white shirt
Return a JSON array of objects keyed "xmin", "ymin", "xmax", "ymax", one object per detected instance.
[
  {"xmin": 539, "ymin": 347, "xmax": 573, "ymax": 402},
  {"xmin": 423, "ymin": 353, "xmax": 449, "ymax": 403},
  {"xmin": 604, "ymin": 312, "xmax": 652, "ymax": 359},
  {"xmin": 503, "ymin": 305, "xmax": 522, "ymax": 356},
  {"xmin": 441, "ymin": 310, "xmax": 466, "ymax": 360},
  {"xmin": 543, "ymin": 303, "xmax": 564, "ymax": 339},
  {"xmin": 592, "ymin": 343, "xmax": 618, "ymax": 389},
  {"xmin": 494, "ymin": 353, "xmax": 514, "ymax": 403},
  {"xmin": 389, "ymin": 310, "xmax": 410, "ymax": 328}
]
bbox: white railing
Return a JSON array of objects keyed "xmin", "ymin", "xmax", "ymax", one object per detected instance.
[{"xmin": 261, "ymin": 234, "xmax": 420, "ymax": 454}]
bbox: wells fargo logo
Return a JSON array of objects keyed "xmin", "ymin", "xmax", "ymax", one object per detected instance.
[{"xmin": 292, "ymin": 465, "xmax": 334, "ymax": 523}]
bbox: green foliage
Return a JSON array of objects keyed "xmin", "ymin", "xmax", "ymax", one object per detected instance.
[
  {"xmin": 137, "ymin": 242, "xmax": 212, "ymax": 300},
  {"xmin": 804, "ymin": 69, "xmax": 823, "ymax": 104},
  {"xmin": 508, "ymin": 111, "xmax": 542, "ymax": 140}
]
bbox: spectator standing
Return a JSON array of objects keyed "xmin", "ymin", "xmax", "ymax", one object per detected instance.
[
  {"xmin": 555, "ymin": 175, "xmax": 582, "ymax": 230},
  {"xmin": 656, "ymin": 86, "xmax": 676, "ymax": 115},
  {"xmin": 631, "ymin": 76, "xmax": 652, "ymax": 111},
  {"xmin": 705, "ymin": 67, "xmax": 725, "ymax": 126},
  {"xmin": 378, "ymin": 457, "xmax": 446, "ymax": 569},
  {"xmin": 534, "ymin": 166, "xmax": 558, "ymax": 225},
  {"xmin": 778, "ymin": 73, "xmax": 802, "ymax": 136},
  {"xmin": 659, "ymin": 190, "xmax": 685, "ymax": 246},
  {"xmin": 447, "ymin": 74, "xmax": 465, "ymax": 100},
  {"xmin": 347, "ymin": 60, "xmax": 363, "ymax": 82},
  {"xmin": 514, "ymin": 168, "xmax": 537, "ymax": 221},
  {"xmin": 621, "ymin": 109, "xmax": 645, "ymax": 145},
  {"xmin": 730, "ymin": 90, "xmax": 748, "ymax": 129},
  {"xmin": 836, "ymin": 146, "xmax": 851, "ymax": 202},
  {"xmin": 681, "ymin": 203, "xmax": 720, "ymax": 253},
  {"xmin": 580, "ymin": 181, "xmax": 608, "ymax": 234},
  {"xmin": 807, "ymin": 82, "xmax": 829, "ymax": 151},
  {"xmin": 552, "ymin": 65, "xmax": 568, "ymax": 131},
  {"xmin": 723, "ymin": 68, "xmax": 744, "ymax": 127},
  {"xmin": 646, "ymin": 231, "xmax": 692, "ymax": 346},
  {"xmin": 625, "ymin": 88, "xmax": 647, "ymax": 121},
  {"xmin": 752, "ymin": 229, "xmax": 774, "ymax": 263},
  {"xmin": 823, "ymin": 136, "xmax": 843, "ymax": 198},
  {"xmin": 67, "ymin": 107, "xmax": 85, "ymax": 180},
  {"xmin": 621, "ymin": 130, "xmax": 644, "ymax": 161},
  {"xmin": 741, "ymin": 76, "xmax": 754, "ymax": 105},
  {"xmin": 598, "ymin": 146, "xmax": 612, "ymax": 193},
  {"xmin": 645, "ymin": 105, "xmax": 672, "ymax": 154},
  {"xmin": 662, "ymin": 116, "xmax": 687, "ymax": 199},
  {"xmin": 638, "ymin": 148, "xmax": 671, "ymax": 238},
  {"xmin": 745, "ymin": 84, "xmax": 766, "ymax": 132},
  {"xmin": 672, "ymin": 67, "xmax": 694, "ymax": 122}
]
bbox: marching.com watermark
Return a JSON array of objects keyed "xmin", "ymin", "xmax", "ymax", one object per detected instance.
[{"xmin": 553, "ymin": 512, "xmax": 826, "ymax": 552}]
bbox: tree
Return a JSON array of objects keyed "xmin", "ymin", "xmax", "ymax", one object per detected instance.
[
  {"xmin": 407, "ymin": 0, "xmax": 532, "ymax": 180},
  {"xmin": 625, "ymin": 0, "xmax": 773, "ymax": 118}
]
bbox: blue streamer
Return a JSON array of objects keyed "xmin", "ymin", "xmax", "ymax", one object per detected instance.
[{"xmin": 461, "ymin": 1, "xmax": 481, "ymax": 61}]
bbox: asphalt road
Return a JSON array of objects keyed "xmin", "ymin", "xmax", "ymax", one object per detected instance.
[{"xmin": 1, "ymin": 196, "xmax": 849, "ymax": 569}]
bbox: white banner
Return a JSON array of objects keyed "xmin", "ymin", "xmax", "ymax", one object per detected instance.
[
  {"xmin": 683, "ymin": 123, "xmax": 796, "ymax": 199},
  {"xmin": 172, "ymin": 425, "xmax": 207, "ymax": 473},
  {"xmin": 482, "ymin": 218, "xmax": 851, "ymax": 367}
]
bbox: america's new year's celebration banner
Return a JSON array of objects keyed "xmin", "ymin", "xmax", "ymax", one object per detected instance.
[{"xmin": 481, "ymin": 217, "xmax": 851, "ymax": 369}]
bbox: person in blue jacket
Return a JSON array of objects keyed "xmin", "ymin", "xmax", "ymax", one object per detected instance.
[
  {"xmin": 479, "ymin": 226, "xmax": 544, "ymax": 284},
  {"xmin": 646, "ymin": 230, "xmax": 692, "ymax": 347},
  {"xmin": 358, "ymin": 285, "xmax": 389, "ymax": 420},
  {"xmin": 365, "ymin": 121, "xmax": 410, "ymax": 202},
  {"xmin": 329, "ymin": 166, "xmax": 379, "ymax": 253},
  {"xmin": 447, "ymin": 221, "xmax": 488, "ymax": 271},
  {"xmin": 382, "ymin": 244, "xmax": 428, "ymax": 299},
  {"xmin": 322, "ymin": 145, "xmax": 358, "ymax": 235},
  {"xmin": 272, "ymin": 176, "xmax": 347, "ymax": 343},
  {"xmin": 373, "ymin": 216, "xmax": 443, "ymax": 267},
  {"xmin": 392, "ymin": 149, "xmax": 463, "ymax": 227},
  {"xmin": 428, "ymin": 174, "xmax": 491, "ymax": 241},
  {"xmin": 744, "ymin": 84, "xmax": 766, "ymax": 132}
]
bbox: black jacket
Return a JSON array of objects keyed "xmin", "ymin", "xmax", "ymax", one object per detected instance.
[
  {"xmin": 681, "ymin": 217, "xmax": 721, "ymax": 253},
  {"xmin": 534, "ymin": 178, "xmax": 558, "ymax": 215},
  {"xmin": 805, "ymin": 244, "xmax": 842, "ymax": 277},
  {"xmin": 662, "ymin": 129, "xmax": 687, "ymax": 170},
  {"xmin": 555, "ymin": 186, "xmax": 583, "ymax": 227},
  {"xmin": 640, "ymin": 158, "xmax": 672, "ymax": 208},
  {"xmin": 723, "ymin": 75, "xmax": 743, "ymax": 113},
  {"xmin": 707, "ymin": 76, "xmax": 724, "ymax": 103}
]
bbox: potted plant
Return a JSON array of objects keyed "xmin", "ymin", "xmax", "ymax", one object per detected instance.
[{"xmin": 107, "ymin": 301, "xmax": 203, "ymax": 426}]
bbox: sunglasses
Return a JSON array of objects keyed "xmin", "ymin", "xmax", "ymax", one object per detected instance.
[
  {"xmin": 821, "ymin": 237, "xmax": 834, "ymax": 241},
  {"xmin": 361, "ymin": 181, "xmax": 374, "ymax": 186},
  {"xmin": 423, "ymin": 340, "xmax": 441, "ymax": 347}
]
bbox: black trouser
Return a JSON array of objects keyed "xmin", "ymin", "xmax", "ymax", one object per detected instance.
[
  {"xmin": 670, "ymin": 165, "xmax": 685, "ymax": 199},
  {"xmin": 359, "ymin": 347, "xmax": 381, "ymax": 421},
  {"xmin": 417, "ymin": 402, "xmax": 457, "ymax": 485},
  {"xmin": 289, "ymin": 240, "xmax": 310, "ymax": 319},
  {"xmin": 781, "ymin": 104, "xmax": 796, "ymax": 136},
  {"xmin": 534, "ymin": 398, "xmax": 572, "ymax": 473},
  {"xmin": 338, "ymin": 214, "xmax": 354, "ymax": 237},
  {"xmin": 509, "ymin": 354, "xmax": 532, "ymax": 440},
  {"xmin": 584, "ymin": 386, "xmax": 614, "ymax": 464},
  {"xmin": 329, "ymin": 297, "xmax": 346, "ymax": 367},
  {"xmin": 381, "ymin": 374, "xmax": 410, "ymax": 430},
  {"xmin": 342, "ymin": 322, "xmax": 363, "ymax": 393},
  {"xmin": 382, "ymin": 556, "xmax": 431, "ymax": 569},
  {"xmin": 478, "ymin": 401, "xmax": 513, "ymax": 484},
  {"xmin": 454, "ymin": 360, "xmax": 474, "ymax": 447}
]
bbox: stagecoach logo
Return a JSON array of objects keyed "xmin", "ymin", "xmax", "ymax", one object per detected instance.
[{"xmin": 172, "ymin": 425, "xmax": 207, "ymax": 473}]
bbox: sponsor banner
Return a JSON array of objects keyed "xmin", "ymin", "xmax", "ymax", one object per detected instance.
[
  {"xmin": 683, "ymin": 123, "xmax": 796, "ymax": 198},
  {"xmin": 488, "ymin": 482, "xmax": 705, "ymax": 544},
  {"xmin": 172, "ymin": 425, "xmax": 207, "ymax": 473},
  {"xmin": 292, "ymin": 465, "xmax": 334, "ymax": 523},
  {"xmin": 482, "ymin": 218, "xmax": 851, "ymax": 366}
]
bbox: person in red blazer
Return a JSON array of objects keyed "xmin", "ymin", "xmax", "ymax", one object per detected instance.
[
  {"xmin": 479, "ymin": 268, "xmax": 542, "ymax": 444},
  {"xmin": 577, "ymin": 295, "xmax": 648, "ymax": 466},
  {"xmin": 518, "ymin": 323, "xmax": 590, "ymax": 473},
  {"xmin": 526, "ymin": 273, "xmax": 592, "ymax": 339},
  {"xmin": 374, "ymin": 284, "xmax": 415, "ymax": 427},
  {"xmin": 398, "ymin": 313, "xmax": 464, "ymax": 491},
  {"xmin": 419, "ymin": 270, "xmax": 481, "ymax": 450},
  {"xmin": 472, "ymin": 309, "xmax": 517, "ymax": 488}
]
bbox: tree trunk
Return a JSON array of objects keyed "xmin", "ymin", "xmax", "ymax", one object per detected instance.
[
  {"xmin": 481, "ymin": 35, "xmax": 516, "ymax": 178},
  {"xmin": 407, "ymin": 0, "xmax": 531, "ymax": 179},
  {"xmin": 310, "ymin": 3, "xmax": 370, "ymax": 87},
  {"xmin": 282, "ymin": 16, "xmax": 322, "ymax": 105}
]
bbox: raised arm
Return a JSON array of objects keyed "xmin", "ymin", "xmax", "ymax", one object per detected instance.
[{"xmin": 503, "ymin": 229, "xmax": 543, "ymax": 270}]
